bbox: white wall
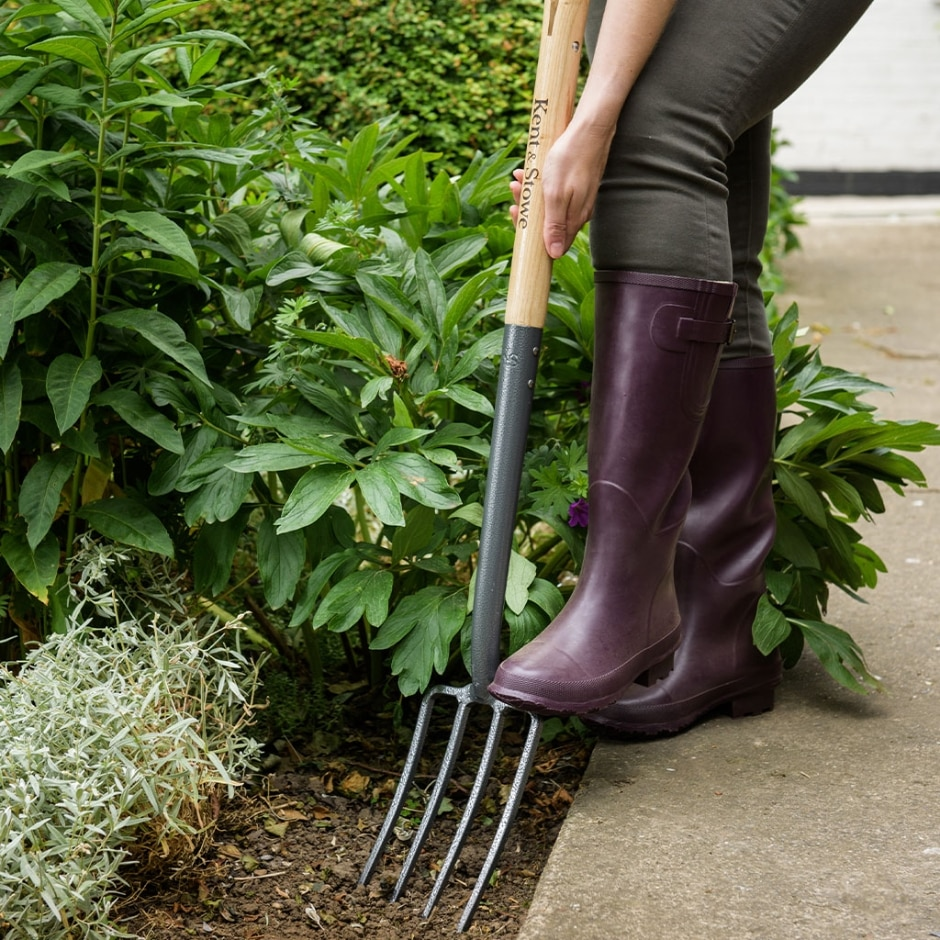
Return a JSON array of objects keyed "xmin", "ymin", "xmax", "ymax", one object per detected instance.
[{"xmin": 773, "ymin": 0, "xmax": 940, "ymax": 172}]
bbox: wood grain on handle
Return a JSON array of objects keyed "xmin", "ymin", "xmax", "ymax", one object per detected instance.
[{"xmin": 505, "ymin": 0, "xmax": 589, "ymax": 328}]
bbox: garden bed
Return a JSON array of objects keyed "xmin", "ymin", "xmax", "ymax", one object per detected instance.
[{"xmin": 120, "ymin": 696, "xmax": 592, "ymax": 939}]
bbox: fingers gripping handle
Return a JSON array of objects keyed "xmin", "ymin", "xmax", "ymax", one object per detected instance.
[{"xmin": 505, "ymin": 0, "xmax": 590, "ymax": 328}]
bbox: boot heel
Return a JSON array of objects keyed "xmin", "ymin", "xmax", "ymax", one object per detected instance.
[
  {"xmin": 634, "ymin": 653, "xmax": 674, "ymax": 688},
  {"xmin": 729, "ymin": 687, "xmax": 775, "ymax": 718}
]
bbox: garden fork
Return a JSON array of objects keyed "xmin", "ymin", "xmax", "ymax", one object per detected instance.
[{"xmin": 358, "ymin": 0, "xmax": 590, "ymax": 930}]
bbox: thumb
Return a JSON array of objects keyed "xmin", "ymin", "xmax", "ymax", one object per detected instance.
[{"xmin": 543, "ymin": 218, "xmax": 569, "ymax": 260}]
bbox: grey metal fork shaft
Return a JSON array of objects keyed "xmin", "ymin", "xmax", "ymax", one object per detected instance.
[{"xmin": 470, "ymin": 323, "xmax": 543, "ymax": 696}]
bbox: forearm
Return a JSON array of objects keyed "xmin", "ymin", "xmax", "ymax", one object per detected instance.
[{"xmin": 573, "ymin": 0, "xmax": 678, "ymax": 134}]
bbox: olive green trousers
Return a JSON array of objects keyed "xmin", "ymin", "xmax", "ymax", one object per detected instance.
[{"xmin": 586, "ymin": 0, "xmax": 872, "ymax": 357}]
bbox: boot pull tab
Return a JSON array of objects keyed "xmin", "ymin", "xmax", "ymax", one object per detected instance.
[{"xmin": 649, "ymin": 304, "xmax": 735, "ymax": 351}]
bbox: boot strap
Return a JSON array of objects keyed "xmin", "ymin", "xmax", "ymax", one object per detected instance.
[{"xmin": 676, "ymin": 316, "xmax": 736, "ymax": 346}]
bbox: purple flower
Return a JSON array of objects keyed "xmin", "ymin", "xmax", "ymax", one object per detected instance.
[{"xmin": 567, "ymin": 498, "xmax": 589, "ymax": 528}]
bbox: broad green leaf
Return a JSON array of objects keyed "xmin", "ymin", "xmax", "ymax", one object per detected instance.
[
  {"xmin": 372, "ymin": 426, "xmax": 432, "ymax": 455},
  {"xmin": 426, "ymin": 383, "xmax": 494, "ymax": 417},
  {"xmin": 795, "ymin": 618, "xmax": 882, "ymax": 694},
  {"xmin": 0, "ymin": 357, "xmax": 22, "ymax": 453},
  {"xmin": 504, "ymin": 550, "xmax": 537, "ymax": 616},
  {"xmin": 12, "ymin": 262, "xmax": 82, "ymax": 323},
  {"xmin": 390, "ymin": 504, "xmax": 436, "ymax": 564},
  {"xmin": 361, "ymin": 376, "xmax": 394, "ymax": 408},
  {"xmin": 94, "ymin": 388, "xmax": 185, "ymax": 454},
  {"xmin": 775, "ymin": 463, "xmax": 828, "ymax": 529},
  {"xmin": 5, "ymin": 148, "xmax": 86, "ymax": 184},
  {"xmin": 28, "ymin": 36, "xmax": 106, "ymax": 77},
  {"xmin": 311, "ymin": 569, "xmax": 394, "ymax": 632},
  {"xmin": 449, "ymin": 501, "xmax": 484, "ymax": 527},
  {"xmin": 228, "ymin": 443, "xmax": 315, "ymax": 474},
  {"xmin": 184, "ymin": 467, "xmax": 253, "ymax": 525},
  {"xmin": 54, "ymin": 0, "xmax": 111, "ymax": 40},
  {"xmin": 115, "ymin": 2, "xmax": 212, "ymax": 42},
  {"xmin": 19, "ymin": 450, "xmax": 77, "ymax": 549},
  {"xmin": 257, "ymin": 516, "xmax": 305, "ymax": 609},
  {"xmin": 193, "ymin": 509, "xmax": 250, "ymax": 597},
  {"xmin": 276, "ymin": 465, "xmax": 355, "ymax": 533},
  {"xmin": 526, "ymin": 578, "xmax": 565, "ymax": 619},
  {"xmin": 752, "ymin": 594, "xmax": 792, "ymax": 654},
  {"xmin": 110, "ymin": 210, "xmax": 198, "ymax": 269},
  {"xmin": 773, "ymin": 513, "xmax": 820, "ymax": 570},
  {"xmin": 0, "ymin": 56, "xmax": 35, "ymax": 80},
  {"xmin": 47, "ymin": 354, "xmax": 102, "ymax": 434},
  {"xmin": 442, "ymin": 267, "xmax": 500, "ymax": 338},
  {"xmin": 356, "ymin": 462, "xmax": 405, "ymax": 527},
  {"xmin": 0, "ymin": 62, "xmax": 55, "ymax": 120},
  {"xmin": 289, "ymin": 551, "xmax": 356, "ymax": 628},
  {"xmin": 1, "ymin": 531, "xmax": 59, "ymax": 603},
  {"xmin": 371, "ymin": 587, "xmax": 468, "ymax": 695},
  {"xmin": 291, "ymin": 327, "xmax": 380, "ymax": 365},
  {"xmin": 100, "ymin": 309, "xmax": 210, "ymax": 386},
  {"xmin": 382, "ymin": 452, "xmax": 461, "ymax": 510},
  {"xmin": 77, "ymin": 498, "xmax": 175, "ymax": 557},
  {"xmin": 301, "ymin": 232, "xmax": 358, "ymax": 274},
  {"xmin": 414, "ymin": 249, "xmax": 447, "ymax": 332},
  {"xmin": 430, "ymin": 233, "xmax": 488, "ymax": 279}
]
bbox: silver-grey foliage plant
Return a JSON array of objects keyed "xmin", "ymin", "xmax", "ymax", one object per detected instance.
[{"xmin": 0, "ymin": 541, "xmax": 263, "ymax": 940}]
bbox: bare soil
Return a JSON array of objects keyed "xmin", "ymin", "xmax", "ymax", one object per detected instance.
[{"xmin": 119, "ymin": 694, "xmax": 592, "ymax": 939}]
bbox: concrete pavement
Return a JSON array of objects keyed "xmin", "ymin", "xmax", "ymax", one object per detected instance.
[{"xmin": 517, "ymin": 199, "xmax": 940, "ymax": 940}]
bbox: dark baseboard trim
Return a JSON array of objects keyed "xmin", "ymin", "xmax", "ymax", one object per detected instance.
[{"xmin": 783, "ymin": 170, "xmax": 940, "ymax": 197}]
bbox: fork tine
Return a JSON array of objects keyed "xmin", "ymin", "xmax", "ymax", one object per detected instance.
[
  {"xmin": 389, "ymin": 689, "xmax": 474, "ymax": 900},
  {"xmin": 359, "ymin": 685, "xmax": 446, "ymax": 886},
  {"xmin": 421, "ymin": 701, "xmax": 509, "ymax": 918},
  {"xmin": 457, "ymin": 710, "xmax": 543, "ymax": 933}
]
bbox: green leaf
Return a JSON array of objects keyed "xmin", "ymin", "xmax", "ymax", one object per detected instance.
[
  {"xmin": 773, "ymin": 512, "xmax": 821, "ymax": 570},
  {"xmin": 184, "ymin": 467, "xmax": 253, "ymax": 526},
  {"xmin": 0, "ymin": 56, "xmax": 36, "ymax": 80},
  {"xmin": 775, "ymin": 463, "xmax": 828, "ymax": 529},
  {"xmin": 795, "ymin": 618, "xmax": 882, "ymax": 694},
  {"xmin": 0, "ymin": 357, "xmax": 22, "ymax": 454},
  {"xmin": 100, "ymin": 309, "xmax": 210, "ymax": 386},
  {"xmin": 1, "ymin": 531, "xmax": 59, "ymax": 603},
  {"xmin": 752, "ymin": 594, "xmax": 792, "ymax": 655},
  {"xmin": 371, "ymin": 587, "xmax": 468, "ymax": 695},
  {"xmin": 382, "ymin": 452, "xmax": 461, "ymax": 510},
  {"xmin": 54, "ymin": 0, "xmax": 111, "ymax": 40},
  {"xmin": 372, "ymin": 426, "xmax": 432, "ymax": 455},
  {"xmin": 426, "ymin": 383, "xmax": 495, "ymax": 417},
  {"xmin": 18, "ymin": 449, "xmax": 77, "ymax": 549},
  {"xmin": 276, "ymin": 465, "xmax": 356, "ymax": 533},
  {"xmin": 228, "ymin": 443, "xmax": 316, "ymax": 474},
  {"xmin": 12, "ymin": 262, "xmax": 82, "ymax": 323},
  {"xmin": 94, "ymin": 388, "xmax": 185, "ymax": 454},
  {"xmin": 311, "ymin": 569, "xmax": 394, "ymax": 632},
  {"xmin": 356, "ymin": 462, "xmax": 405, "ymax": 527},
  {"xmin": 77, "ymin": 498, "xmax": 175, "ymax": 557},
  {"xmin": 110, "ymin": 210, "xmax": 199, "ymax": 269},
  {"xmin": 46, "ymin": 354, "xmax": 102, "ymax": 434},
  {"xmin": 390, "ymin": 504, "xmax": 436, "ymax": 564},
  {"xmin": 289, "ymin": 551, "xmax": 356, "ymax": 628},
  {"xmin": 502, "ymin": 550, "xmax": 537, "ymax": 616},
  {"xmin": 0, "ymin": 278, "xmax": 15, "ymax": 359},
  {"xmin": 192, "ymin": 508, "xmax": 250, "ymax": 597},
  {"xmin": 257, "ymin": 516, "xmax": 305, "ymax": 609},
  {"xmin": 28, "ymin": 36, "xmax": 106, "ymax": 77}
]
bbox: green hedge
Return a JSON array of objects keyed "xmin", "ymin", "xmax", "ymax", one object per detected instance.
[{"xmin": 186, "ymin": 0, "xmax": 546, "ymax": 169}]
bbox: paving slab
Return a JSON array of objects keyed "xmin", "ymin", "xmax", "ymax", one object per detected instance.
[{"xmin": 517, "ymin": 203, "xmax": 940, "ymax": 940}]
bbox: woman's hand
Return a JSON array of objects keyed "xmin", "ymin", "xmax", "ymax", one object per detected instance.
[{"xmin": 509, "ymin": 119, "xmax": 614, "ymax": 259}]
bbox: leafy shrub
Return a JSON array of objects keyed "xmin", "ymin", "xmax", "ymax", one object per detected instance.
[
  {"xmin": 1, "ymin": 0, "xmax": 936, "ymax": 705},
  {"xmin": 182, "ymin": 0, "xmax": 546, "ymax": 170},
  {"xmin": 0, "ymin": 540, "xmax": 262, "ymax": 940}
]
